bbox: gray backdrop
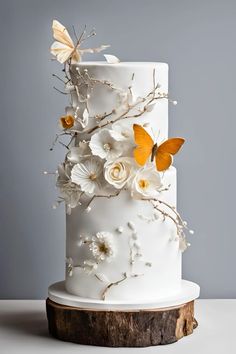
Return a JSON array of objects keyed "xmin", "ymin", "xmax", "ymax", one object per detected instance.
[{"xmin": 0, "ymin": 0, "xmax": 235, "ymax": 299}]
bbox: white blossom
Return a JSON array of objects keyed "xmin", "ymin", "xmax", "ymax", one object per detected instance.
[
  {"xmin": 83, "ymin": 260, "xmax": 98, "ymax": 274},
  {"xmin": 89, "ymin": 231, "xmax": 115, "ymax": 262},
  {"xmin": 67, "ymin": 142, "xmax": 91, "ymax": 164},
  {"xmin": 65, "ymin": 257, "xmax": 74, "ymax": 277},
  {"xmin": 89, "ymin": 128, "xmax": 124, "ymax": 160},
  {"xmin": 71, "ymin": 157, "xmax": 103, "ymax": 194},
  {"xmin": 131, "ymin": 165, "xmax": 163, "ymax": 199},
  {"xmin": 56, "ymin": 163, "xmax": 82, "ymax": 209}
]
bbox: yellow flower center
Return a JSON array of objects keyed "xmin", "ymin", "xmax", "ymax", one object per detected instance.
[
  {"xmin": 99, "ymin": 242, "xmax": 109, "ymax": 254},
  {"xmin": 138, "ymin": 179, "xmax": 149, "ymax": 189},
  {"xmin": 112, "ymin": 166, "xmax": 121, "ymax": 178},
  {"xmin": 89, "ymin": 173, "xmax": 97, "ymax": 181},
  {"xmin": 103, "ymin": 143, "xmax": 111, "ymax": 152},
  {"xmin": 60, "ymin": 115, "xmax": 75, "ymax": 129}
]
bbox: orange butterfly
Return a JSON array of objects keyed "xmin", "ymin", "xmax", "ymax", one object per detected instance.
[{"xmin": 133, "ymin": 124, "xmax": 185, "ymax": 171}]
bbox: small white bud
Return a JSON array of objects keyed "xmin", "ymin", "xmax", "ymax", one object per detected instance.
[
  {"xmin": 172, "ymin": 100, "xmax": 178, "ymax": 105},
  {"xmin": 128, "ymin": 221, "xmax": 136, "ymax": 231},
  {"xmin": 116, "ymin": 226, "xmax": 124, "ymax": 234},
  {"xmin": 43, "ymin": 171, "xmax": 48, "ymax": 175},
  {"xmin": 189, "ymin": 230, "xmax": 195, "ymax": 235}
]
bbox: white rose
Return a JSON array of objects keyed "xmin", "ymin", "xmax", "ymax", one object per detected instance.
[
  {"xmin": 104, "ymin": 157, "xmax": 135, "ymax": 189},
  {"xmin": 131, "ymin": 165, "xmax": 162, "ymax": 199}
]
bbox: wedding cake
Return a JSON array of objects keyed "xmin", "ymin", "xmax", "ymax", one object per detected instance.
[{"xmin": 48, "ymin": 20, "xmax": 199, "ymax": 308}]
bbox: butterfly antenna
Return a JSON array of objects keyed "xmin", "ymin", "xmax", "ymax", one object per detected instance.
[
  {"xmin": 72, "ymin": 25, "xmax": 79, "ymax": 42},
  {"xmin": 76, "ymin": 25, "xmax": 87, "ymax": 48}
]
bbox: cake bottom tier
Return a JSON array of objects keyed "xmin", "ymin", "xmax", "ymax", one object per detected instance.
[{"xmin": 66, "ymin": 167, "xmax": 182, "ymax": 301}]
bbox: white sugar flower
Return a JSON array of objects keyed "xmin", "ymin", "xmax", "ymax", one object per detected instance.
[
  {"xmin": 83, "ymin": 260, "xmax": 98, "ymax": 274},
  {"xmin": 112, "ymin": 122, "xmax": 135, "ymax": 156},
  {"xmin": 67, "ymin": 142, "xmax": 91, "ymax": 164},
  {"xmin": 104, "ymin": 157, "xmax": 135, "ymax": 189},
  {"xmin": 113, "ymin": 121, "xmax": 134, "ymax": 140},
  {"xmin": 65, "ymin": 257, "xmax": 74, "ymax": 277},
  {"xmin": 89, "ymin": 129, "xmax": 124, "ymax": 160},
  {"xmin": 89, "ymin": 232, "xmax": 115, "ymax": 262},
  {"xmin": 131, "ymin": 165, "xmax": 163, "ymax": 199},
  {"xmin": 56, "ymin": 163, "xmax": 82, "ymax": 208},
  {"xmin": 115, "ymin": 88, "xmax": 138, "ymax": 114},
  {"xmin": 71, "ymin": 157, "xmax": 103, "ymax": 194}
]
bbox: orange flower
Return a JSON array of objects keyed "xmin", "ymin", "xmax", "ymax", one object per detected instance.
[{"xmin": 60, "ymin": 115, "xmax": 75, "ymax": 129}]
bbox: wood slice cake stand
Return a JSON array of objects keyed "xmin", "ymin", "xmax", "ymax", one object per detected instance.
[{"xmin": 46, "ymin": 280, "xmax": 200, "ymax": 347}]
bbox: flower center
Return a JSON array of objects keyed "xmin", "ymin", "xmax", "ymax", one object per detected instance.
[
  {"xmin": 89, "ymin": 173, "xmax": 97, "ymax": 181},
  {"xmin": 112, "ymin": 166, "xmax": 121, "ymax": 178},
  {"xmin": 103, "ymin": 143, "xmax": 111, "ymax": 152},
  {"xmin": 99, "ymin": 242, "xmax": 109, "ymax": 255},
  {"xmin": 138, "ymin": 179, "xmax": 149, "ymax": 189}
]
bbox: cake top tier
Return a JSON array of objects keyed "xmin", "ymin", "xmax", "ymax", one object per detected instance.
[{"xmin": 75, "ymin": 61, "xmax": 168, "ymax": 67}]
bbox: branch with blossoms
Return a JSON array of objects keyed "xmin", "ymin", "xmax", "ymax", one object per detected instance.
[
  {"xmin": 142, "ymin": 198, "xmax": 194, "ymax": 251},
  {"xmin": 83, "ymin": 68, "xmax": 176, "ymax": 136}
]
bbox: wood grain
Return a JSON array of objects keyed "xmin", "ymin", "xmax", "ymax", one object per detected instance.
[{"xmin": 46, "ymin": 298, "xmax": 198, "ymax": 347}]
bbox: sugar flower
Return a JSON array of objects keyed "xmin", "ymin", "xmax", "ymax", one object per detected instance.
[
  {"xmin": 56, "ymin": 163, "xmax": 82, "ymax": 209},
  {"xmin": 89, "ymin": 128, "xmax": 124, "ymax": 160},
  {"xmin": 104, "ymin": 157, "xmax": 135, "ymax": 189},
  {"xmin": 131, "ymin": 165, "xmax": 162, "ymax": 199},
  {"xmin": 83, "ymin": 259, "xmax": 98, "ymax": 274},
  {"xmin": 65, "ymin": 257, "xmax": 74, "ymax": 277},
  {"xmin": 112, "ymin": 122, "xmax": 135, "ymax": 156},
  {"xmin": 67, "ymin": 142, "xmax": 91, "ymax": 164},
  {"xmin": 71, "ymin": 157, "xmax": 103, "ymax": 194},
  {"xmin": 89, "ymin": 232, "xmax": 115, "ymax": 262},
  {"xmin": 60, "ymin": 115, "xmax": 75, "ymax": 129}
]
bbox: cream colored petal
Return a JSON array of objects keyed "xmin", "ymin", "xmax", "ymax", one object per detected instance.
[
  {"xmin": 104, "ymin": 54, "xmax": 120, "ymax": 64},
  {"xmin": 50, "ymin": 41, "xmax": 74, "ymax": 63},
  {"xmin": 80, "ymin": 44, "xmax": 110, "ymax": 54},
  {"xmin": 52, "ymin": 19, "xmax": 74, "ymax": 48}
]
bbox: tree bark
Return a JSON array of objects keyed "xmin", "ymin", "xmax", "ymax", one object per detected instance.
[{"xmin": 46, "ymin": 298, "xmax": 198, "ymax": 347}]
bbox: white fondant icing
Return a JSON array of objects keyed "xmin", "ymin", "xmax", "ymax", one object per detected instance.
[
  {"xmin": 63, "ymin": 62, "xmax": 197, "ymax": 303},
  {"xmin": 66, "ymin": 167, "xmax": 182, "ymax": 301},
  {"xmin": 70, "ymin": 62, "xmax": 168, "ymax": 144}
]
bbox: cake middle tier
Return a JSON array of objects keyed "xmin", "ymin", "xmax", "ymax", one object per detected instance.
[
  {"xmin": 70, "ymin": 61, "xmax": 169, "ymax": 142},
  {"xmin": 65, "ymin": 167, "xmax": 181, "ymax": 302}
]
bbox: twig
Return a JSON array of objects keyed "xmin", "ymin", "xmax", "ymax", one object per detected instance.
[
  {"xmin": 101, "ymin": 273, "xmax": 128, "ymax": 300},
  {"xmin": 86, "ymin": 190, "xmax": 121, "ymax": 209}
]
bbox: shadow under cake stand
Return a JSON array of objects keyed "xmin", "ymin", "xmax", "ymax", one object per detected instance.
[{"xmin": 46, "ymin": 280, "xmax": 200, "ymax": 347}]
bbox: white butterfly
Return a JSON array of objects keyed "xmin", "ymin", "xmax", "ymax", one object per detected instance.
[{"xmin": 50, "ymin": 20, "xmax": 110, "ymax": 64}]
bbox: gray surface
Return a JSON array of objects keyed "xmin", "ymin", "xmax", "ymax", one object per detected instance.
[
  {"xmin": 0, "ymin": 300, "xmax": 235, "ymax": 353},
  {"xmin": 0, "ymin": 0, "xmax": 235, "ymax": 299}
]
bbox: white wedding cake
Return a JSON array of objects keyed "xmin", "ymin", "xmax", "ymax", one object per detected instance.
[{"xmin": 48, "ymin": 20, "xmax": 199, "ymax": 308}]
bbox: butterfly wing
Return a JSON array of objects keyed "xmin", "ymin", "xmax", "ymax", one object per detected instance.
[
  {"xmin": 133, "ymin": 124, "xmax": 154, "ymax": 166},
  {"xmin": 52, "ymin": 20, "xmax": 74, "ymax": 48},
  {"xmin": 50, "ymin": 41, "xmax": 75, "ymax": 63},
  {"xmin": 155, "ymin": 138, "xmax": 185, "ymax": 171},
  {"xmin": 51, "ymin": 20, "xmax": 76, "ymax": 63}
]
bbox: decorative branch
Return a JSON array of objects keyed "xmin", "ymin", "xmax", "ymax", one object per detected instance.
[
  {"xmin": 85, "ymin": 190, "xmax": 121, "ymax": 210},
  {"xmin": 101, "ymin": 273, "xmax": 128, "ymax": 300}
]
